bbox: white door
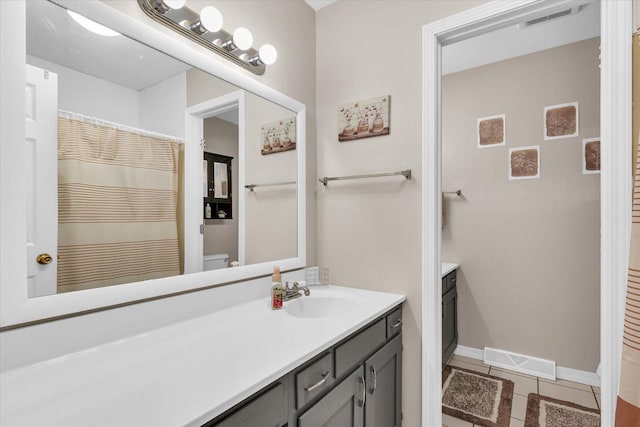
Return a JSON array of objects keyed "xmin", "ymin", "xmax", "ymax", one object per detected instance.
[{"xmin": 25, "ymin": 64, "xmax": 58, "ymax": 297}]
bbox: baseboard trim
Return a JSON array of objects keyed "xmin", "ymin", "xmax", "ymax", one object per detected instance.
[
  {"xmin": 556, "ymin": 366, "xmax": 601, "ymax": 387},
  {"xmin": 453, "ymin": 345, "xmax": 600, "ymax": 387},
  {"xmin": 453, "ymin": 345, "xmax": 484, "ymax": 360}
]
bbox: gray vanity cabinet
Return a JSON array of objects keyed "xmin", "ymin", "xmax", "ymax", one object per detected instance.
[
  {"xmin": 442, "ymin": 269, "xmax": 458, "ymax": 367},
  {"xmin": 203, "ymin": 306, "xmax": 403, "ymax": 427},
  {"xmin": 297, "ymin": 367, "xmax": 365, "ymax": 427},
  {"xmin": 364, "ymin": 334, "xmax": 402, "ymax": 427}
]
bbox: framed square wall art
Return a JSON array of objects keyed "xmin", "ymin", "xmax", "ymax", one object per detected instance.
[
  {"xmin": 509, "ymin": 145, "xmax": 540, "ymax": 180},
  {"xmin": 477, "ymin": 114, "xmax": 506, "ymax": 149},
  {"xmin": 338, "ymin": 95, "xmax": 390, "ymax": 142},
  {"xmin": 544, "ymin": 102, "xmax": 579, "ymax": 140},
  {"xmin": 261, "ymin": 117, "xmax": 296, "ymax": 155},
  {"xmin": 582, "ymin": 137, "xmax": 601, "ymax": 174}
]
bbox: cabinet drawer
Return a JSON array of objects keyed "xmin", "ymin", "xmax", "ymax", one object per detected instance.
[
  {"xmin": 335, "ymin": 319, "xmax": 386, "ymax": 378},
  {"xmin": 386, "ymin": 307, "xmax": 403, "ymax": 338},
  {"xmin": 212, "ymin": 382, "xmax": 286, "ymax": 427},
  {"xmin": 442, "ymin": 270, "xmax": 457, "ymax": 295},
  {"xmin": 296, "ymin": 352, "xmax": 334, "ymax": 409}
]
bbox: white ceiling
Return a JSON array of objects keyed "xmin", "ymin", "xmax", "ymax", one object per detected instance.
[
  {"xmin": 442, "ymin": 1, "xmax": 600, "ymax": 75},
  {"xmin": 26, "ymin": 0, "xmax": 191, "ymax": 91}
]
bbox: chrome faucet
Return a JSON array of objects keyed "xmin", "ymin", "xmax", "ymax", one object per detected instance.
[{"xmin": 284, "ymin": 281, "xmax": 310, "ymax": 301}]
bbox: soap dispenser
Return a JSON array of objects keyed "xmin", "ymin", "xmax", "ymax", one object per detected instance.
[
  {"xmin": 205, "ymin": 203, "xmax": 212, "ymax": 219},
  {"xmin": 271, "ymin": 267, "xmax": 284, "ymax": 310}
]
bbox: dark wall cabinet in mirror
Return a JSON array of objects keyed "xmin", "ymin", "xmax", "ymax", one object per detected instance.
[{"xmin": 204, "ymin": 153, "xmax": 233, "ymax": 220}]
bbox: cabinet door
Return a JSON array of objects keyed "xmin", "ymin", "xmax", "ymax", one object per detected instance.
[
  {"xmin": 298, "ymin": 366, "xmax": 365, "ymax": 427},
  {"xmin": 442, "ymin": 287, "xmax": 458, "ymax": 367},
  {"xmin": 364, "ymin": 334, "xmax": 402, "ymax": 427}
]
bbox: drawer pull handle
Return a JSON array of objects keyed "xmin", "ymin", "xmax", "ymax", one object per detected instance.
[
  {"xmin": 369, "ymin": 365, "xmax": 377, "ymax": 394},
  {"xmin": 304, "ymin": 371, "xmax": 330, "ymax": 392},
  {"xmin": 358, "ymin": 376, "xmax": 366, "ymax": 407},
  {"xmin": 391, "ymin": 319, "xmax": 402, "ymax": 329}
]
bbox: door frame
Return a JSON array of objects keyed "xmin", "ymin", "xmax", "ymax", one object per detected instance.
[
  {"xmin": 421, "ymin": 1, "xmax": 632, "ymax": 426},
  {"xmin": 185, "ymin": 90, "xmax": 246, "ymax": 274}
]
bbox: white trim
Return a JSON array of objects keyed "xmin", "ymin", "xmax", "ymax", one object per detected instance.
[
  {"xmin": 582, "ymin": 137, "xmax": 601, "ymax": 175},
  {"xmin": 476, "ymin": 113, "xmax": 506, "ymax": 149},
  {"xmin": 0, "ymin": 0, "xmax": 27, "ymax": 323},
  {"xmin": 599, "ymin": 2, "xmax": 632, "ymax": 425},
  {"xmin": 58, "ymin": 110, "xmax": 184, "ymax": 143},
  {"xmin": 454, "ymin": 345, "xmax": 601, "ymax": 387},
  {"xmin": 422, "ymin": 1, "xmax": 631, "ymax": 427},
  {"xmin": 0, "ymin": 0, "xmax": 307, "ymax": 327},
  {"xmin": 543, "ymin": 101, "xmax": 579, "ymax": 140},
  {"xmin": 508, "ymin": 145, "xmax": 540, "ymax": 180},
  {"xmin": 453, "ymin": 344, "xmax": 484, "ymax": 360},
  {"xmin": 557, "ymin": 366, "xmax": 601, "ymax": 387}
]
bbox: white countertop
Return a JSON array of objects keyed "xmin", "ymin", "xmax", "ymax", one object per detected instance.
[
  {"xmin": 0, "ymin": 285, "xmax": 405, "ymax": 427},
  {"xmin": 442, "ymin": 262, "xmax": 459, "ymax": 277}
]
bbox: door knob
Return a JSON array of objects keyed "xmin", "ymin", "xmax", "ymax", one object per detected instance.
[{"xmin": 36, "ymin": 253, "xmax": 53, "ymax": 265}]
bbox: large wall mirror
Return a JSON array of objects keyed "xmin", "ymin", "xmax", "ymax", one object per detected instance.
[{"xmin": 0, "ymin": 0, "xmax": 305, "ymax": 327}]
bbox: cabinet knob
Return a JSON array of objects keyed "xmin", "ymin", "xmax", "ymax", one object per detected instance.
[{"xmin": 36, "ymin": 253, "xmax": 53, "ymax": 265}]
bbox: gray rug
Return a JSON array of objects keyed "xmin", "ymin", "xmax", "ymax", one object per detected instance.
[
  {"xmin": 525, "ymin": 393, "xmax": 600, "ymax": 427},
  {"xmin": 442, "ymin": 365, "xmax": 514, "ymax": 427}
]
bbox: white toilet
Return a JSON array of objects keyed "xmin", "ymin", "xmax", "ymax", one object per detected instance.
[{"xmin": 203, "ymin": 253, "xmax": 229, "ymax": 271}]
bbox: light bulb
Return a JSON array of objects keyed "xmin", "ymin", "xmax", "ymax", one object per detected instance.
[
  {"xmin": 258, "ymin": 44, "xmax": 277, "ymax": 65},
  {"xmin": 162, "ymin": 0, "xmax": 186, "ymax": 9},
  {"xmin": 200, "ymin": 6, "xmax": 223, "ymax": 32},
  {"xmin": 232, "ymin": 27, "xmax": 253, "ymax": 51},
  {"xmin": 68, "ymin": 10, "xmax": 120, "ymax": 37}
]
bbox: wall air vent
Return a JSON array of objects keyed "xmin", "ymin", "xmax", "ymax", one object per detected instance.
[
  {"xmin": 520, "ymin": 6, "xmax": 585, "ymax": 28},
  {"xmin": 484, "ymin": 347, "xmax": 556, "ymax": 380}
]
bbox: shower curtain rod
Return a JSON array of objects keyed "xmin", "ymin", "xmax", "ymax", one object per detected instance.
[{"xmin": 58, "ymin": 110, "xmax": 184, "ymax": 143}]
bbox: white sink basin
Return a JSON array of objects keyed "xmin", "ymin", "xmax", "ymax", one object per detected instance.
[{"xmin": 285, "ymin": 293, "xmax": 361, "ymax": 319}]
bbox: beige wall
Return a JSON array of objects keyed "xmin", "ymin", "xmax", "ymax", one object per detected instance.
[
  {"xmin": 442, "ymin": 38, "xmax": 601, "ymax": 371},
  {"xmin": 316, "ymin": 2, "xmax": 487, "ymax": 425},
  {"xmin": 204, "ymin": 117, "xmax": 239, "ymax": 262}
]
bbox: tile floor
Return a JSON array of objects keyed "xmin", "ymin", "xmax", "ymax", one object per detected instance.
[{"xmin": 442, "ymin": 355, "xmax": 601, "ymax": 427}]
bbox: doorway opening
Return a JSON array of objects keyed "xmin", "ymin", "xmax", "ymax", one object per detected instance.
[
  {"xmin": 421, "ymin": 1, "xmax": 632, "ymax": 426},
  {"xmin": 185, "ymin": 90, "xmax": 246, "ymax": 275}
]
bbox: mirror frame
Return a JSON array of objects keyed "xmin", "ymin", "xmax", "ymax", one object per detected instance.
[{"xmin": 0, "ymin": 0, "xmax": 306, "ymax": 328}]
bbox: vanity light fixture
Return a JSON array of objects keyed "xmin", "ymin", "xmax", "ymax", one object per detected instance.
[
  {"xmin": 137, "ymin": 0, "xmax": 276, "ymax": 75},
  {"xmin": 67, "ymin": 10, "xmax": 121, "ymax": 37}
]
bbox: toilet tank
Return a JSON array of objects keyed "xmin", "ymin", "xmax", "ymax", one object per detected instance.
[{"xmin": 203, "ymin": 253, "xmax": 229, "ymax": 271}]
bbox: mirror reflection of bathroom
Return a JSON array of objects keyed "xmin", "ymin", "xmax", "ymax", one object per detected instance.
[
  {"xmin": 203, "ymin": 107, "xmax": 239, "ymax": 271},
  {"xmin": 23, "ymin": 0, "xmax": 298, "ymax": 297},
  {"xmin": 440, "ymin": 2, "xmax": 602, "ymax": 425}
]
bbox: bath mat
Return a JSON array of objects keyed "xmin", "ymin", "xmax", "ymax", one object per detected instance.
[
  {"xmin": 442, "ymin": 365, "xmax": 514, "ymax": 427},
  {"xmin": 524, "ymin": 393, "xmax": 601, "ymax": 427}
]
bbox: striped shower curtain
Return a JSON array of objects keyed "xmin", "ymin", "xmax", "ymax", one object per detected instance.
[
  {"xmin": 57, "ymin": 111, "xmax": 182, "ymax": 293},
  {"xmin": 615, "ymin": 32, "xmax": 640, "ymax": 426},
  {"xmin": 617, "ymin": 133, "xmax": 640, "ymax": 425}
]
